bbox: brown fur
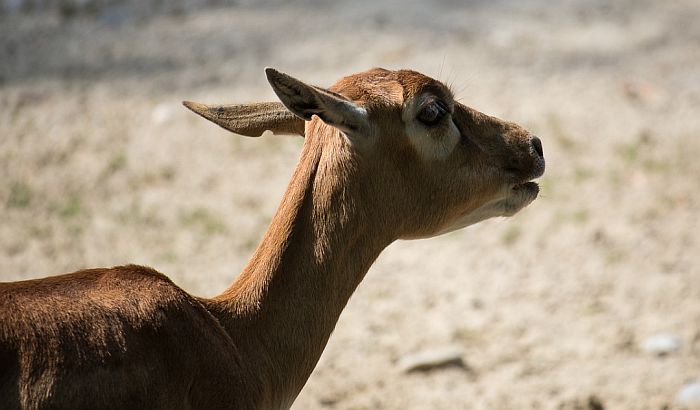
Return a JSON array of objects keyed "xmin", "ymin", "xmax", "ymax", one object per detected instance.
[{"xmin": 0, "ymin": 68, "xmax": 543, "ymax": 409}]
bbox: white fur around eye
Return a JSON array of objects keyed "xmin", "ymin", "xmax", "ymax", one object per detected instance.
[
  {"xmin": 404, "ymin": 116, "xmax": 461, "ymax": 161},
  {"xmin": 401, "ymin": 95, "xmax": 460, "ymax": 160}
]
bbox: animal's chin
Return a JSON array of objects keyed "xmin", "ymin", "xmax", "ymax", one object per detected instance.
[
  {"xmin": 512, "ymin": 181, "xmax": 540, "ymax": 193},
  {"xmin": 511, "ymin": 180, "xmax": 539, "ymax": 202},
  {"xmin": 404, "ymin": 180, "xmax": 542, "ymax": 240},
  {"xmin": 502, "ymin": 181, "xmax": 539, "ymax": 216},
  {"xmin": 423, "ymin": 184, "xmax": 538, "ymax": 238}
]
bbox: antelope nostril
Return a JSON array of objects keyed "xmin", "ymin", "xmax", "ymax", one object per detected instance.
[{"xmin": 531, "ymin": 136, "xmax": 544, "ymax": 158}]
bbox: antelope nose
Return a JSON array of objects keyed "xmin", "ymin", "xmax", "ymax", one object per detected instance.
[{"xmin": 531, "ymin": 136, "xmax": 544, "ymax": 158}]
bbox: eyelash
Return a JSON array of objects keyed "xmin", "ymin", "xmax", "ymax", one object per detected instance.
[{"xmin": 417, "ymin": 100, "xmax": 449, "ymax": 126}]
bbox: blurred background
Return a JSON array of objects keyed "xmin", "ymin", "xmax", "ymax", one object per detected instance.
[{"xmin": 2, "ymin": 0, "xmax": 700, "ymax": 408}]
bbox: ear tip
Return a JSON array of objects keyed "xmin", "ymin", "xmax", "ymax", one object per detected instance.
[
  {"xmin": 182, "ymin": 100, "xmax": 196, "ymax": 109},
  {"xmin": 264, "ymin": 67, "xmax": 279, "ymax": 79},
  {"xmin": 182, "ymin": 100, "xmax": 207, "ymax": 116}
]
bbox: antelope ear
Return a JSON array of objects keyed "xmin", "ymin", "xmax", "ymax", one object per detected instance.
[
  {"xmin": 182, "ymin": 101, "xmax": 305, "ymax": 137},
  {"xmin": 264, "ymin": 67, "xmax": 369, "ymax": 137}
]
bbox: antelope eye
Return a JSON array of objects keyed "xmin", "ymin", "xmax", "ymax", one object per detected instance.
[{"xmin": 417, "ymin": 100, "xmax": 449, "ymax": 126}]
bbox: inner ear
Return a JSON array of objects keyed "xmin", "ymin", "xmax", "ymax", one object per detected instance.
[
  {"xmin": 266, "ymin": 74, "xmax": 321, "ymax": 121},
  {"xmin": 289, "ymin": 100, "xmax": 324, "ymax": 122},
  {"xmin": 265, "ymin": 67, "xmax": 368, "ymax": 137}
]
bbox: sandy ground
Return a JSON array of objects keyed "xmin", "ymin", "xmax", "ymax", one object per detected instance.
[{"xmin": 2, "ymin": 0, "xmax": 700, "ymax": 408}]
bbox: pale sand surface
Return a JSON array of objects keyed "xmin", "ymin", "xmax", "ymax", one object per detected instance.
[{"xmin": 2, "ymin": 1, "xmax": 700, "ymax": 408}]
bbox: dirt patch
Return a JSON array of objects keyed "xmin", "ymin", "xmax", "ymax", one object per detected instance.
[{"xmin": 2, "ymin": 1, "xmax": 700, "ymax": 408}]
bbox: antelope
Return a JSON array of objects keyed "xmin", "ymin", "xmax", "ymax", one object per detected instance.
[{"xmin": 0, "ymin": 67, "xmax": 545, "ymax": 409}]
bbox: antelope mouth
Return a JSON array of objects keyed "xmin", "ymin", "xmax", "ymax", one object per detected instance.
[{"xmin": 508, "ymin": 158, "xmax": 545, "ymax": 195}]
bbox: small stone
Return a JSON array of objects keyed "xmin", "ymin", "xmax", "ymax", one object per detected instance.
[
  {"xmin": 319, "ymin": 397, "xmax": 339, "ymax": 407},
  {"xmin": 557, "ymin": 395, "xmax": 605, "ymax": 410},
  {"xmin": 676, "ymin": 381, "xmax": 700, "ymax": 405},
  {"xmin": 641, "ymin": 333, "xmax": 682, "ymax": 356},
  {"xmin": 398, "ymin": 347, "xmax": 465, "ymax": 373},
  {"xmin": 587, "ymin": 395, "xmax": 605, "ymax": 410}
]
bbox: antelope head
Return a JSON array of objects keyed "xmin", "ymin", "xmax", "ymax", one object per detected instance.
[{"xmin": 184, "ymin": 67, "xmax": 544, "ymax": 242}]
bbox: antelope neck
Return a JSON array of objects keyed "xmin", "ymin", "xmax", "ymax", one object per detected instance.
[{"xmin": 204, "ymin": 129, "xmax": 390, "ymax": 406}]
